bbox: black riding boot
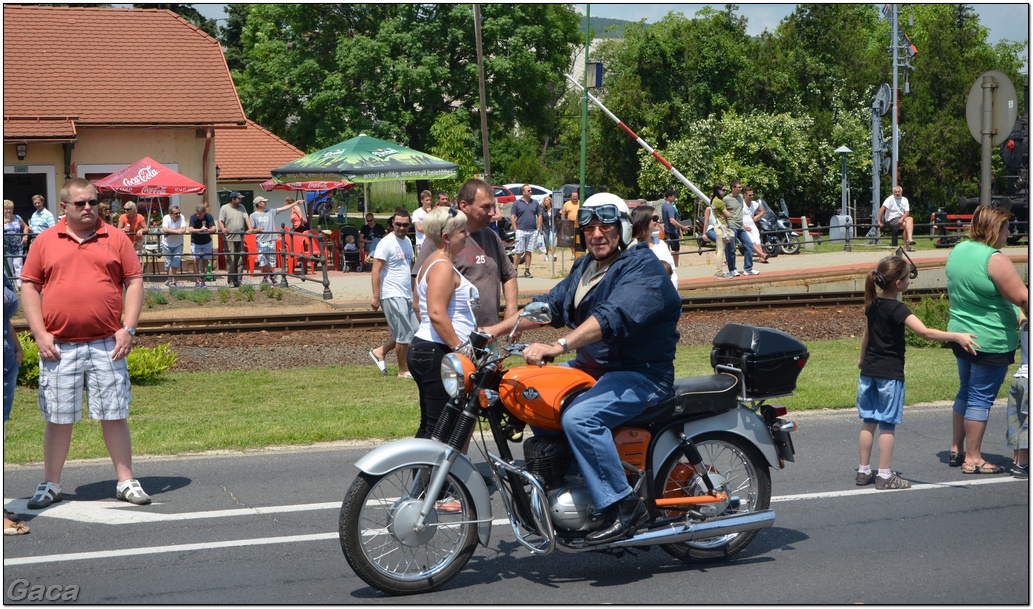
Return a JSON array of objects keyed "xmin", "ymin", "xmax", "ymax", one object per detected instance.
[{"xmin": 586, "ymin": 496, "xmax": 647, "ymax": 544}]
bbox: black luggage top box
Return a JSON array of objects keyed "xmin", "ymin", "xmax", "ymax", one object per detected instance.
[{"xmin": 710, "ymin": 324, "xmax": 809, "ymax": 398}]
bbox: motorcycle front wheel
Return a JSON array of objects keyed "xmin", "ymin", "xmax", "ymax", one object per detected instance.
[
  {"xmin": 339, "ymin": 466, "xmax": 478, "ymax": 595},
  {"xmin": 654, "ymin": 433, "xmax": 771, "ymax": 563},
  {"xmin": 780, "ymin": 234, "xmax": 801, "ymax": 255}
]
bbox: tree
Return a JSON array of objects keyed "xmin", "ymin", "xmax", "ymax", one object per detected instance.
[
  {"xmin": 577, "ymin": 7, "xmax": 760, "ymax": 198},
  {"xmin": 428, "ymin": 112, "xmax": 479, "ymax": 196},
  {"xmin": 232, "ymin": 4, "xmax": 581, "ymax": 154},
  {"xmin": 894, "ymin": 4, "xmax": 1027, "ymax": 215},
  {"xmin": 220, "ymin": 3, "xmax": 250, "ymax": 72}
]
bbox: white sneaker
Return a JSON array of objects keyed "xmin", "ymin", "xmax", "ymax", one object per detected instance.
[
  {"xmin": 729, "ymin": 270, "xmax": 741, "ymax": 277},
  {"xmin": 116, "ymin": 479, "xmax": 152, "ymax": 505},
  {"xmin": 744, "ymin": 269, "xmax": 760, "ymax": 276}
]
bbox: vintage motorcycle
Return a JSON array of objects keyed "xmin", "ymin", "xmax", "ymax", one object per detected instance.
[{"xmin": 339, "ymin": 303, "xmax": 807, "ymax": 595}]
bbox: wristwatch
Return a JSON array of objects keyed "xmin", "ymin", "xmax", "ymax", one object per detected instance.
[
  {"xmin": 556, "ymin": 337, "xmax": 569, "ymax": 353},
  {"xmin": 123, "ymin": 326, "xmax": 136, "ymax": 337}
]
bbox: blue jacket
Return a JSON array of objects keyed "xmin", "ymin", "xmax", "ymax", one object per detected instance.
[{"xmin": 533, "ymin": 242, "xmax": 681, "ymax": 383}]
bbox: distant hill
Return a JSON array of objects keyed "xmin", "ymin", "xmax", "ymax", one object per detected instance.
[{"xmin": 580, "ymin": 15, "xmax": 639, "ymax": 39}]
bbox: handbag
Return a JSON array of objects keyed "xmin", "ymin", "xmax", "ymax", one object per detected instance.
[{"xmin": 715, "ymin": 220, "xmax": 733, "ymax": 243}]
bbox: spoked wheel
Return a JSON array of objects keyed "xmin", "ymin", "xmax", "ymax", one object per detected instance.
[
  {"xmin": 654, "ymin": 433, "xmax": 771, "ymax": 562},
  {"xmin": 339, "ymin": 466, "xmax": 477, "ymax": 595},
  {"xmin": 780, "ymin": 234, "xmax": 801, "ymax": 255}
]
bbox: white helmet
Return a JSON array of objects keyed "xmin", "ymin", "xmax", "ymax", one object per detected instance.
[{"xmin": 578, "ymin": 192, "xmax": 633, "ymax": 247}]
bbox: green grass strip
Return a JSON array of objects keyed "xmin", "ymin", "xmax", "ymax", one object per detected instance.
[{"xmin": 3, "ymin": 339, "xmax": 1015, "ymax": 464}]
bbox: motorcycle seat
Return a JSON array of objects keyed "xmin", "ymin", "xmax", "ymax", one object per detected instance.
[{"xmin": 625, "ymin": 373, "xmax": 740, "ymax": 427}]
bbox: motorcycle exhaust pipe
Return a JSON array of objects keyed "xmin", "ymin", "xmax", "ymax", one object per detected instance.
[{"xmin": 609, "ymin": 509, "xmax": 776, "ymax": 549}]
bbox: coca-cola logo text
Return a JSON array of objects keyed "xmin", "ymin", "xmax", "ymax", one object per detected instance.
[
  {"xmin": 122, "ymin": 165, "xmax": 159, "ymax": 187},
  {"xmin": 140, "ymin": 186, "xmax": 168, "ymax": 195}
]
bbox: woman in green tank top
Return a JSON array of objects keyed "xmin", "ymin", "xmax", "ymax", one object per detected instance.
[{"xmin": 945, "ymin": 205, "xmax": 1029, "ymax": 474}]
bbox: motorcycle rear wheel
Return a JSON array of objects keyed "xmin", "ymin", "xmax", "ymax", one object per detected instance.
[
  {"xmin": 780, "ymin": 234, "xmax": 801, "ymax": 255},
  {"xmin": 654, "ymin": 433, "xmax": 771, "ymax": 563},
  {"xmin": 339, "ymin": 467, "xmax": 478, "ymax": 595}
]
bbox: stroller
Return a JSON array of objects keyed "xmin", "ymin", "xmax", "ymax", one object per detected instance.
[{"xmin": 339, "ymin": 225, "xmax": 363, "ymax": 272}]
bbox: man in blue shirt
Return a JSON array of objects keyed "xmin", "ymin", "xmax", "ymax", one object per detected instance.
[
  {"xmin": 509, "ymin": 185, "xmax": 542, "ymax": 279},
  {"xmin": 660, "ymin": 189, "xmax": 691, "ymax": 267},
  {"xmin": 487, "ymin": 193, "xmax": 682, "ymax": 544}
]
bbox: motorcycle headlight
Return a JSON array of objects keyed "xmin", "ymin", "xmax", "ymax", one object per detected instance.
[{"xmin": 441, "ymin": 353, "xmax": 475, "ymax": 398}]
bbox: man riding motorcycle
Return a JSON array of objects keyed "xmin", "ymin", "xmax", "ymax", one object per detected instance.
[{"xmin": 484, "ymin": 193, "xmax": 682, "ymax": 543}]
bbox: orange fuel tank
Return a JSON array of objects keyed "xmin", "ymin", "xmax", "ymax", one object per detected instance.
[{"xmin": 498, "ymin": 365, "xmax": 597, "ymax": 430}]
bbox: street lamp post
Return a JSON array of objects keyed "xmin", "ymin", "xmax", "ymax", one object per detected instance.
[{"xmin": 834, "ymin": 145, "xmax": 853, "ymax": 251}]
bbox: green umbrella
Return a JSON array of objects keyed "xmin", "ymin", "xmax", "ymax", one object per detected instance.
[{"xmin": 270, "ymin": 134, "xmax": 458, "ymax": 183}]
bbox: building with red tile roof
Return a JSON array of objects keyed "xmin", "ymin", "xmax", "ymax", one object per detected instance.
[{"xmin": 3, "ymin": 5, "xmax": 245, "ymax": 219}]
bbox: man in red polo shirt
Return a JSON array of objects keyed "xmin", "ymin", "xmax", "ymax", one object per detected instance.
[{"xmin": 20, "ymin": 178, "xmax": 151, "ymax": 509}]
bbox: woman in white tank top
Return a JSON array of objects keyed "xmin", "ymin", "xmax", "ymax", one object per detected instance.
[{"xmin": 407, "ymin": 206, "xmax": 478, "ymax": 439}]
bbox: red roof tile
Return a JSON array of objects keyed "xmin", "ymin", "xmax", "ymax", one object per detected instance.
[
  {"xmin": 3, "ymin": 117, "xmax": 77, "ymax": 142},
  {"xmin": 3, "ymin": 6, "xmax": 245, "ymax": 129},
  {"xmin": 216, "ymin": 119, "xmax": 305, "ymax": 181}
]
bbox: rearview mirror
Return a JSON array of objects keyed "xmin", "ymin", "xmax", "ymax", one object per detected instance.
[
  {"xmin": 521, "ymin": 301, "xmax": 552, "ymax": 324},
  {"xmin": 508, "ymin": 301, "xmax": 552, "ymax": 343}
]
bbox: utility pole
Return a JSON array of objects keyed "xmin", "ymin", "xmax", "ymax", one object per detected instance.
[
  {"xmin": 579, "ymin": 4, "xmax": 590, "ymax": 202},
  {"xmin": 886, "ymin": 4, "xmax": 916, "ymax": 190},
  {"xmin": 891, "ymin": 4, "xmax": 899, "ymax": 190},
  {"xmin": 473, "ymin": 4, "xmax": 490, "ymax": 183}
]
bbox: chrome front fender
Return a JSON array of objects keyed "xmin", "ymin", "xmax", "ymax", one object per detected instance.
[
  {"xmin": 652, "ymin": 407, "xmax": 782, "ymax": 472},
  {"xmin": 354, "ymin": 438, "xmax": 493, "ymax": 546}
]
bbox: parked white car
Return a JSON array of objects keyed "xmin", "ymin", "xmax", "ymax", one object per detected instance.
[{"xmin": 503, "ymin": 183, "xmax": 552, "ymax": 205}]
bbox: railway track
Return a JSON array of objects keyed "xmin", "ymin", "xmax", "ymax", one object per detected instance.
[{"xmin": 12, "ymin": 288, "xmax": 946, "ymax": 336}]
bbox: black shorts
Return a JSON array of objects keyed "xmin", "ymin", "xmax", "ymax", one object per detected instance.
[{"xmin": 667, "ymin": 237, "xmax": 680, "ymax": 252}]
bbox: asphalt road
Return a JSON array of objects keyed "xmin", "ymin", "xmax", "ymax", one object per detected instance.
[{"xmin": 3, "ymin": 403, "xmax": 1028, "ymax": 604}]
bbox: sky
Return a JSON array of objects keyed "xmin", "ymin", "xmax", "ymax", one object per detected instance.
[{"xmin": 192, "ymin": 3, "xmax": 1029, "ymax": 48}]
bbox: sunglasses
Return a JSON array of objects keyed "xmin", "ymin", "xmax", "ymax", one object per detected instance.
[
  {"xmin": 651, "ymin": 215, "xmax": 660, "ymax": 222},
  {"xmin": 394, "ymin": 222, "xmax": 410, "ymax": 228},
  {"xmin": 67, "ymin": 199, "xmax": 99, "ymax": 208},
  {"xmin": 576, "ymin": 204, "xmax": 623, "ymax": 227}
]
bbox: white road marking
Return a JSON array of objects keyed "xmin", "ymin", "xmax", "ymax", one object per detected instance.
[
  {"xmin": 1, "ymin": 498, "xmax": 341, "ymax": 525},
  {"xmin": 4, "ymin": 476, "xmax": 1023, "ymax": 566},
  {"xmin": 3, "ymin": 533, "xmax": 339, "ymax": 566},
  {"xmin": 772, "ymin": 476, "xmax": 1019, "ymax": 501}
]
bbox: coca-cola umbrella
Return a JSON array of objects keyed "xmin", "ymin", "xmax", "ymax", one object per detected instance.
[
  {"xmin": 93, "ymin": 157, "xmax": 206, "ymax": 196},
  {"xmin": 92, "ymin": 157, "xmax": 206, "ymax": 220},
  {"xmin": 259, "ymin": 179, "xmax": 354, "ymax": 192}
]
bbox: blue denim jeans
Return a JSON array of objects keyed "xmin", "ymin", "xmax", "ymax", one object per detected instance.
[
  {"xmin": 537, "ymin": 369, "xmax": 671, "ymax": 510},
  {"xmin": 724, "ymin": 227, "xmax": 754, "ymax": 273},
  {"xmin": 953, "ymin": 357, "xmax": 1010, "ymax": 422}
]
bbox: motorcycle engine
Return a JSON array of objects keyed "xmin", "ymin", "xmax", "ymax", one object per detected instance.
[
  {"xmin": 524, "ymin": 436, "xmax": 606, "ymax": 533},
  {"xmin": 523, "ymin": 435, "xmax": 571, "ymax": 489},
  {"xmin": 548, "ymin": 482, "xmax": 606, "ymax": 533}
]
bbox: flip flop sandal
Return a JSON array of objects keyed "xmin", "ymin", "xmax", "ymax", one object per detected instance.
[
  {"xmin": 368, "ymin": 350, "xmax": 387, "ymax": 375},
  {"xmin": 961, "ymin": 461, "xmax": 1005, "ymax": 474},
  {"xmin": 949, "ymin": 451, "xmax": 965, "ymax": 467},
  {"xmin": 4, "ymin": 517, "xmax": 30, "ymax": 536}
]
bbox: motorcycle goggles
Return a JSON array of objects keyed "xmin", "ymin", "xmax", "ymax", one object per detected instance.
[{"xmin": 576, "ymin": 204, "xmax": 623, "ymax": 228}]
